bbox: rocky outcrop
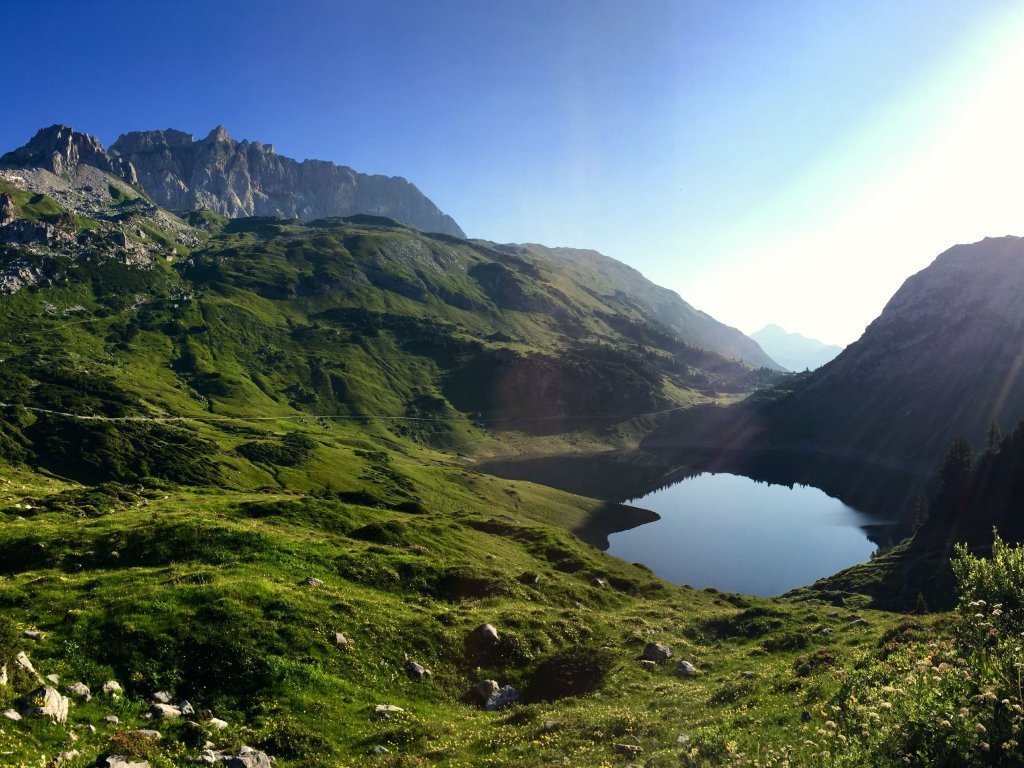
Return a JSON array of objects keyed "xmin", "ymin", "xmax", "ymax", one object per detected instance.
[
  {"xmin": 109, "ymin": 126, "xmax": 465, "ymax": 236},
  {"xmin": 0, "ymin": 125, "xmax": 136, "ymax": 183}
]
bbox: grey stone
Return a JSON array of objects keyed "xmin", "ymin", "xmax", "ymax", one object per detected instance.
[
  {"xmin": 642, "ymin": 643, "xmax": 673, "ymax": 663},
  {"xmin": 305, "ymin": 576, "xmax": 324, "ymax": 587},
  {"xmin": 332, "ymin": 632, "xmax": 348, "ymax": 649},
  {"xmin": 406, "ymin": 661, "xmax": 431, "ymax": 680},
  {"xmin": 103, "ymin": 715, "xmax": 120, "ymax": 725},
  {"xmin": 54, "ymin": 751, "xmax": 79, "ymax": 764},
  {"xmin": 591, "ymin": 577, "xmax": 608, "ymax": 588},
  {"xmin": 15, "ymin": 651, "xmax": 39, "ymax": 680},
  {"xmin": 223, "ymin": 745, "xmax": 272, "ymax": 768},
  {"xmin": 373, "ymin": 704, "xmax": 405, "ymax": 718},
  {"xmin": 21, "ymin": 685, "xmax": 69, "ymax": 723},
  {"xmin": 25, "ymin": 630, "xmax": 43, "ymax": 641},
  {"xmin": 178, "ymin": 699, "xmax": 195, "ymax": 716},
  {"xmin": 102, "ymin": 758, "xmax": 151, "ymax": 768},
  {"xmin": 134, "ymin": 729, "xmax": 162, "ymax": 740},
  {"xmin": 208, "ymin": 716, "xmax": 229, "ymax": 730},
  {"xmin": 470, "ymin": 679, "xmax": 499, "ymax": 706},
  {"xmin": 150, "ymin": 703, "xmax": 181, "ymax": 719},
  {"xmin": 68, "ymin": 682, "xmax": 91, "ymax": 699},
  {"xmin": 484, "ymin": 685, "xmax": 519, "ymax": 711},
  {"xmin": 2, "ymin": 708, "xmax": 21, "ymax": 721},
  {"xmin": 102, "ymin": 680, "xmax": 122, "ymax": 695},
  {"xmin": 471, "ymin": 623, "xmax": 499, "ymax": 644},
  {"xmin": 639, "ymin": 660, "xmax": 658, "ymax": 672},
  {"xmin": 675, "ymin": 660, "xmax": 698, "ymax": 677},
  {"xmin": 151, "ymin": 690, "xmax": 173, "ymax": 704},
  {"xmin": 614, "ymin": 743, "xmax": 643, "ymax": 756}
]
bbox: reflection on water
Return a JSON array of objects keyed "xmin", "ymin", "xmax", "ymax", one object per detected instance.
[{"xmin": 607, "ymin": 472, "xmax": 878, "ymax": 596}]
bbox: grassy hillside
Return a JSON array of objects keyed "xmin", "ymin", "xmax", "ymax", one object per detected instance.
[{"xmin": 1, "ymin": 176, "xmax": 1017, "ymax": 767}]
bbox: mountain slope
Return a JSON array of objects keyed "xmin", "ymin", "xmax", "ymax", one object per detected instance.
[
  {"xmin": 644, "ymin": 236, "xmax": 1024, "ymax": 517},
  {"xmin": 510, "ymin": 244, "xmax": 780, "ymax": 370},
  {"xmin": 750, "ymin": 324, "xmax": 842, "ymax": 371},
  {"xmin": 0, "ymin": 160, "xmax": 785, "ymax": 488}
]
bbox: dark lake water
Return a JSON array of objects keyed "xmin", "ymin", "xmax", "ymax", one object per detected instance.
[{"xmin": 607, "ymin": 472, "xmax": 880, "ymax": 596}]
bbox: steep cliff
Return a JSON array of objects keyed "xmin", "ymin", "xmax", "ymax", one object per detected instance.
[{"xmin": 109, "ymin": 126, "xmax": 465, "ymax": 236}]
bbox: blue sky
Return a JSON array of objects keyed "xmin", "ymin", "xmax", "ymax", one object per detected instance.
[{"xmin": 3, "ymin": 0, "xmax": 1022, "ymax": 344}]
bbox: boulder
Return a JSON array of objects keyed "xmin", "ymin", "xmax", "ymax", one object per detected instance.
[
  {"xmin": 406, "ymin": 662, "xmax": 431, "ymax": 680},
  {"xmin": 223, "ymin": 745, "xmax": 273, "ymax": 768},
  {"xmin": 642, "ymin": 643, "xmax": 673, "ymax": 663},
  {"xmin": 21, "ymin": 685, "xmax": 69, "ymax": 723},
  {"xmin": 208, "ymin": 716, "xmax": 229, "ymax": 730},
  {"xmin": 373, "ymin": 704, "xmax": 405, "ymax": 718},
  {"xmin": 16, "ymin": 651, "xmax": 40, "ymax": 680},
  {"xmin": 150, "ymin": 703, "xmax": 181, "ymax": 719},
  {"xmin": 332, "ymin": 632, "xmax": 349, "ymax": 649},
  {"xmin": 675, "ymin": 660, "xmax": 698, "ymax": 677},
  {"xmin": 151, "ymin": 690, "xmax": 173, "ymax": 704},
  {"xmin": 68, "ymin": 682, "xmax": 91, "ymax": 699},
  {"xmin": 484, "ymin": 685, "xmax": 520, "ymax": 711},
  {"xmin": 470, "ymin": 679, "xmax": 499, "ymax": 706},
  {"xmin": 179, "ymin": 699, "xmax": 195, "ymax": 716},
  {"xmin": 470, "ymin": 623, "xmax": 499, "ymax": 644},
  {"xmin": 615, "ymin": 743, "xmax": 644, "ymax": 757},
  {"xmin": 102, "ymin": 758, "xmax": 151, "ymax": 768}
]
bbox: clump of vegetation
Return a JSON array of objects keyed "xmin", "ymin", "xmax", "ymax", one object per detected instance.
[{"xmin": 820, "ymin": 533, "xmax": 1024, "ymax": 766}]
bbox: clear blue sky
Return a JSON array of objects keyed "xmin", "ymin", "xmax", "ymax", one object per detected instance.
[{"xmin": 3, "ymin": 0, "xmax": 1023, "ymax": 344}]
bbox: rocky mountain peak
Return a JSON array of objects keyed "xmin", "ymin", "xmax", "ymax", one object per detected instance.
[
  {"xmin": 108, "ymin": 126, "xmax": 465, "ymax": 236},
  {"xmin": 0, "ymin": 124, "xmax": 136, "ymax": 184},
  {"xmin": 206, "ymin": 125, "xmax": 230, "ymax": 142}
]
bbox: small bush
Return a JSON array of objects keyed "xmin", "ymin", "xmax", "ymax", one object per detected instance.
[{"xmin": 525, "ymin": 645, "xmax": 616, "ymax": 702}]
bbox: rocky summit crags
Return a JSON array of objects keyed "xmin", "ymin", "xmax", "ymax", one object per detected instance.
[{"xmin": 1, "ymin": 124, "xmax": 464, "ymax": 237}]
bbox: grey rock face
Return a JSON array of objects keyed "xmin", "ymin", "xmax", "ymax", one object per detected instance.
[
  {"xmin": 109, "ymin": 127, "xmax": 464, "ymax": 237},
  {"xmin": 0, "ymin": 125, "xmax": 136, "ymax": 183}
]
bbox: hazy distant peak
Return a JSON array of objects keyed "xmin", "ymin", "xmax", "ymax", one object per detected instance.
[{"xmin": 750, "ymin": 324, "xmax": 843, "ymax": 372}]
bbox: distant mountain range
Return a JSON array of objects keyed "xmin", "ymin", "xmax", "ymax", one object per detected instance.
[
  {"xmin": 1, "ymin": 124, "xmax": 465, "ymax": 237},
  {"xmin": 750, "ymin": 324, "xmax": 843, "ymax": 371}
]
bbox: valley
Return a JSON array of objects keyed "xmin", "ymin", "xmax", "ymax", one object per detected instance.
[{"xmin": 0, "ymin": 123, "xmax": 1022, "ymax": 768}]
